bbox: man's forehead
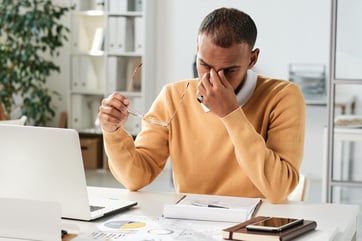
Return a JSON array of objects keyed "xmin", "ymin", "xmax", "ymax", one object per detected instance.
[{"xmin": 197, "ymin": 34, "xmax": 250, "ymax": 56}]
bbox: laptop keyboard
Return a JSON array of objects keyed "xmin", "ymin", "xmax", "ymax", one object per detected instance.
[{"xmin": 90, "ymin": 205, "xmax": 105, "ymax": 212}]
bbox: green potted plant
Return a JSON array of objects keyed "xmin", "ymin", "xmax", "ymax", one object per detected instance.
[{"xmin": 0, "ymin": 0, "xmax": 72, "ymax": 126}]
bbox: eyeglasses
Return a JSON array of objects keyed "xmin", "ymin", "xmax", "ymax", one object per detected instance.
[{"xmin": 127, "ymin": 63, "xmax": 190, "ymax": 127}]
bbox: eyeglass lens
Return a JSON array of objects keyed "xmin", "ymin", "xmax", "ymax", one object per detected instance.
[{"xmin": 126, "ymin": 63, "xmax": 189, "ymax": 127}]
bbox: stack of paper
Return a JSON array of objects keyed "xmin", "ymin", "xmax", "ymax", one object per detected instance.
[{"xmin": 163, "ymin": 194, "xmax": 261, "ymax": 223}]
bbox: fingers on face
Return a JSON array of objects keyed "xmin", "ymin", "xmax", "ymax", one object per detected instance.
[
  {"xmin": 209, "ymin": 68, "xmax": 218, "ymax": 86},
  {"xmin": 197, "ymin": 72, "xmax": 209, "ymax": 97},
  {"xmin": 197, "ymin": 69, "xmax": 226, "ymax": 97},
  {"xmin": 206, "ymin": 68, "xmax": 225, "ymax": 89},
  {"xmin": 216, "ymin": 69, "xmax": 234, "ymax": 90},
  {"xmin": 215, "ymin": 69, "xmax": 226, "ymax": 87}
]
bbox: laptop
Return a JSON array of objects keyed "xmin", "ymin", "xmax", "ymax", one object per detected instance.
[{"xmin": 0, "ymin": 125, "xmax": 137, "ymax": 221}]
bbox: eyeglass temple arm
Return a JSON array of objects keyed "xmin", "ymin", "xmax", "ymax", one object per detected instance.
[
  {"xmin": 127, "ymin": 63, "xmax": 143, "ymax": 92},
  {"xmin": 127, "ymin": 107, "xmax": 144, "ymax": 119},
  {"xmin": 128, "ymin": 107, "xmax": 169, "ymax": 127}
]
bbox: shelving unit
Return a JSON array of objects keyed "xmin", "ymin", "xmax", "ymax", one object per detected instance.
[
  {"xmin": 69, "ymin": 1, "xmax": 106, "ymax": 133},
  {"xmin": 289, "ymin": 63, "xmax": 326, "ymax": 105},
  {"xmin": 324, "ymin": 0, "xmax": 362, "ymax": 226},
  {"xmin": 69, "ymin": 0, "xmax": 156, "ymax": 136}
]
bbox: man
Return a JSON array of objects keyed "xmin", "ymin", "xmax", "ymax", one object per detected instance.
[{"xmin": 98, "ymin": 8, "xmax": 305, "ymax": 204}]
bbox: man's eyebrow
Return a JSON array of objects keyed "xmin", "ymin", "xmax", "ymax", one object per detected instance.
[
  {"xmin": 222, "ymin": 65, "xmax": 241, "ymax": 70},
  {"xmin": 199, "ymin": 58, "xmax": 240, "ymax": 71},
  {"xmin": 199, "ymin": 58, "xmax": 211, "ymax": 67}
]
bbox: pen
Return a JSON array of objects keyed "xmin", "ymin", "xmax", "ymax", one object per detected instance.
[{"xmin": 191, "ymin": 202, "xmax": 229, "ymax": 209}]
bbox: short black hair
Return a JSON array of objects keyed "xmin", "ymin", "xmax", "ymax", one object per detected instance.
[{"xmin": 198, "ymin": 8, "xmax": 257, "ymax": 49}]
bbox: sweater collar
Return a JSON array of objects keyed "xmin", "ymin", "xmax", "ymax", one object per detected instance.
[{"xmin": 201, "ymin": 69, "xmax": 257, "ymax": 112}]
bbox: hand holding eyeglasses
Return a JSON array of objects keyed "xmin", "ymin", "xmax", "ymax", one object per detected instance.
[
  {"xmin": 98, "ymin": 92, "xmax": 131, "ymax": 132},
  {"xmin": 98, "ymin": 63, "xmax": 190, "ymax": 132}
]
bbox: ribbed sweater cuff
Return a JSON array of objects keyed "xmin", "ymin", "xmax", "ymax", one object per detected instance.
[{"xmin": 102, "ymin": 127, "xmax": 134, "ymax": 149}]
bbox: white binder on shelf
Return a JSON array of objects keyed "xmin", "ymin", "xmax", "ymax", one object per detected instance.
[
  {"xmin": 134, "ymin": 0, "xmax": 143, "ymax": 12},
  {"xmin": 134, "ymin": 16, "xmax": 144, "ymax": 54},
  {"xmin": 123, "ymin": 17, "xmax": 134, "ymax": 52},
  {"xmin": 107, "ymin": 57, "xmax": 124, "ymax": 92},
  {"xmin": 106, "ymin": 57, "xmax": 117, "ymax": 93},
  {"xmin": 71, "ymin": 17, "xmax": 80, "ymax": 52},
  {"xmin": 93, "ymin": 57, "xmax": 106, "ymax": 92},
  {"xmin": 72, "ymin": 57, "xmax": 100, "ymax": 93},
  {"xmin": 79, "ymin": 57, "xmax": 98, "ymax": 91},
  {"xmin": 107, "ymin": 17, "xmax": 128, "ymax": 54},
  {"xmin": 71, "ymin": 95, "xmax": 84, "ymax": 130},
  {"xmin": 107, "ymin": 17, "xmax": 119, "ymax": 53},
  {"xmin": 71, "ymin": 56, "xmax": 80, "ymax": 91},
  {"xmin": 71, "ymin": 95, "xmax": 95, "ymax": 130},
  {"xmin": 108, "ymin": 0, "xmax": 127, "ymax": 13}
]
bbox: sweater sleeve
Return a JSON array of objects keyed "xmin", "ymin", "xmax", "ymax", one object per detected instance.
[
  {"xmin": 103, "ymin": 87, "xmax": 171, "ymax": 191},
  {"xmin": 221, "ymin": 83, "xmax": 305, "ymax": 203}
]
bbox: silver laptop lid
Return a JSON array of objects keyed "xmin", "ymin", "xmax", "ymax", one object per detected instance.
[{"xmin": 0, "ymin": 125, "xmax": 92, "ymax": 220}]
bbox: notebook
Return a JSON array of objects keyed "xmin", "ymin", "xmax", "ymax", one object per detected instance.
[
  {"xmin": 163, "ymin": 194, "xmax": 261, "ymax": 222},
  {"xmin": 223, "ymin": 216, "xmax": 317, "ymax": 241},
  {"xmin": 0, "ymin": 125, "xmax": 137, "ymax": 221}
]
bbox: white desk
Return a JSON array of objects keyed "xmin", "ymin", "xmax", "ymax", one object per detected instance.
[{"xmin": 62, "ymin": 186, "xmax": 359, "ymax": 241}]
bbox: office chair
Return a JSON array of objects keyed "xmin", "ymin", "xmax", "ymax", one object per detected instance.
[{"xmin": 288, "ymin": 174, "xmax": 309, "ymax": 201}]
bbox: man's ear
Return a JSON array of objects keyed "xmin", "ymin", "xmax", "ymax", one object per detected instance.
[{"xmin": 248, "ymin": 48, "xmax": 260, "ymax": 68}]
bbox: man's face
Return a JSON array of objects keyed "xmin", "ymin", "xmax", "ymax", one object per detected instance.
[{"xmin": 196, "ymin": 33, "xmax": 258, "ymax": 90}]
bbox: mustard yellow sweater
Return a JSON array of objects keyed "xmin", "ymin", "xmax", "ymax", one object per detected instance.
[{"xmin": 103, "ymin": 76, "xmax": 305, "ymax": 203}]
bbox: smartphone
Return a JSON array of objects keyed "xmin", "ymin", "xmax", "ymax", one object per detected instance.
[{"xmin": 246, "ymin": 217, "xmax": 304, "ymax": 232}]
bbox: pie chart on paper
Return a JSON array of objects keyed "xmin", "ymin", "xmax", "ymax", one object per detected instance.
[{"xmin": 104, "ymin": 220, "xmax": 146, "ymax": 230}]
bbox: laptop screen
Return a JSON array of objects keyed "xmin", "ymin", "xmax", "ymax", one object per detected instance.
[{"xmin": 0, "ymin": 125, "xmax": 95, "ymax": 220}]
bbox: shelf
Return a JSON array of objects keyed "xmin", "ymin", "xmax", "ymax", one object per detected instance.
[
  {"xmin": 70, "ymin": 90, "xmax": 105, "ymax": 96},
  {"xmin": 107, "ymin": 52, "xmax": 143, "ymax": 57},
  {"xmin": 330, "ymin": 180, "xmax": 362, "ymax": 187},
  {"xmin": 117, "ymin": 91, "xmax": 142, "ymax": 97},
  {"xmin": 108, "ymin": 11, "xmax": 143, "ymax": 17},
  {"xmin": 72, "ymin": 10, "xmax": 105, "ymax": 16},
  {"xmin": 333, "ymin": 127, "xmax": 362, "ymax": 141},
  {"xmin": 72, "ymin": 51, "xmax": 105, "ymax": 57},
  {"xmin": 69, "ymin": 0, "xmax": 155, "ymax": 134},
  {"xmin": 304, "ymin": 95, "xmax": 327, "ymax": 105},
  {"xmin": 324, "ymin": 0, "xmax": 362, "ymax": 204},
  {"xmin": 289, "ymin": 63, "xmax": 326, "ymax": 100},
  {"xmin": 333, "ymin": 79, "xmax": 362, "ymax": 84}
]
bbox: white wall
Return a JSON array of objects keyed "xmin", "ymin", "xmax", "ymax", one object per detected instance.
[
  {"xmin": 335, "ymin": 0, "xmax": 362, "ymax": 79},
  {"xmin": 154, "ymin": 0, "xmax": 331, "ymax": 90},
  {"xmin": 46, "ymin": 1, "xmax": 71, "ymax": 127}
]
